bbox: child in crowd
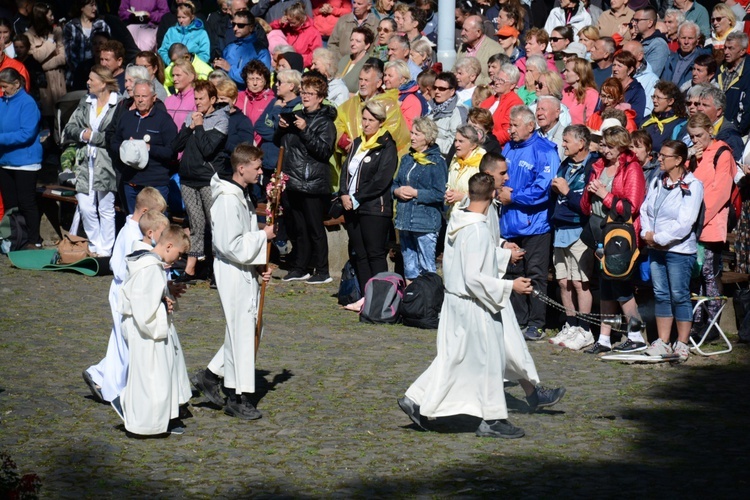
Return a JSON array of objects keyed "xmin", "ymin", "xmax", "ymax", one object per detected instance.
[
  {"xmin": 192, "ymin": 144, "xmax": 275, "ymax": 420},
  {"xmin": 83, "ymin": 187, "xmax": 167, "ymax": 404},
  {"xmin": 113, "ymin": 225, "xmax": 191, "ymax": 437},
  {"xmin": 158, "ymin": 1, "xmax": 210, "ymax": 66}
]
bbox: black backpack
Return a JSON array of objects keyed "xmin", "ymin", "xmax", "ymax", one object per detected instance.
[
  {"xmin": 0, "ymin": 208, "xmax": 29, "ymax": 254},
  {"xmin": 399, "ymin": 272, "xmax": 444, "ymax": 329},
  {"xmin": 359, "ymin": 272, "xmax": 405, "ymax": 324},
  {"xmin": 337, "ymin": 260, "xmax": 361, "ymax": 306},
  {"xmin": 599, "ymin": 198, "xmax": 640, "ymax": 279}
]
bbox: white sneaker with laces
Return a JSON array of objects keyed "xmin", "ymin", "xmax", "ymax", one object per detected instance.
[
  {"xmin": 560, "ymin": 327, "xmax": 595, "ymax": 350},
  {"xmin": 549, "ymin": 323, "xmax": 575, "ymax": 345},
  {"xmin": 672, "ymin": 341, "xmax": 690, "ymax": 363},
  {"xmin": 645, "ymin": 339, "xmax": 673, "ymax": 357}
]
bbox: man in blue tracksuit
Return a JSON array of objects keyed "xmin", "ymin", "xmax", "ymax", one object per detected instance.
[
  {"xmin": 499, "ymin": 105, "xmax": 559, "ymax": 341},
  {"xmin": 213, "ymin": 10, "xmax": 272, "ymax": 89}
]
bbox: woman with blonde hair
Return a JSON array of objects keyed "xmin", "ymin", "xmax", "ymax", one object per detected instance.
[
  {"xmin": 383, "ymin": 59, "xmax": 428, "ymax": 128},
  {"xmin": 454, "ymin": 56, "xmax": 481, "ymax": 107},
  {"xmin": 62, "ymin": 65, "xmax": 121, "ymax": 257},
  {"xmin": 164, "ymin": 59, "xmax": 197, "ymax": 129},
  {"xmin": 561, "ymin": 56, "xmax": 598, "ymax": 125},
  {"xmin": 213, "ymin": 79, "xmax": 253, "ymax": 176},
  {"xmin": 576, "ymin": 25, "xmax": 599, "ymax": 59},
  {"xmin": 530, "ymin": 70, "xmax": 572, "ymax": 128},
  {"xmin": 310, "ymin": 47, "xmax": 349, "ymax": 105},
  {"xmin": 706, "ymin": 3, "xmax": 742, "ymax": 50}
]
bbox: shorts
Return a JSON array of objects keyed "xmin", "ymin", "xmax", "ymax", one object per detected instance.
[
  {"xmin": 599, "ymin": 275, "xmax": 634, "ymax": 302},
  {"xmin": 554, "ymin": 238, "xmax": 593, "ymax": 282}
]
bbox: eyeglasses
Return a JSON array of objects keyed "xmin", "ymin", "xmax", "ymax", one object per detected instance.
[
  {"xmin": 600, "ymin": 93, "xmax": 613, "ymax": 100},
  {"xmin": 687, "ymin": 100, "xmax": 700, "ymax": 106},
  {"xmin": 711, "ymin": 17, "xmax": 725, "ymax": 23},
  {"xmin": 631, "ymin": 18, "xmax": 648, "ymax": 24},
  {"xmin": 492, "ymin": 78, "xmax": 509, "ymax": 86},
  {"xmin": 652, "ymin": 94, "xmax": 668, "ymax": 100},
  {"xmin": 246, "ymin": 76, "xmax": 264, "ymax": 82},
  {"xmin": 300, "ymin": 91, "xmax": 317, "ymax": 97},
  {"xmin": 232, "ymin": 22, "xmax": 249, "ymax": 28},
  {"xmin": 433, "ymin": 85, "xmax": 451, "ymax": 91}
]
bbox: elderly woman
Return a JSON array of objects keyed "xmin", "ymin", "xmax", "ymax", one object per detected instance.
[
  {"xmin": 63, "ymin": 0, "xmax": 110, "ymax": 89},
  {"xmin": 517, "ymin": 27, "xmax": 557, "ymax": 85},
  {"xmin": 337, "ymin": 26, "xmax": 374, "ymax": 94},
  {"xmin": 370, "ymin": 18, "xmax": 396, "ymax": 61},
  {"xmin": 310, "ymin": 47, "xmax": 349, "ymax": 105},
  {"xmin": 445, "ymin": 124, "xmax": 486, "ymax": 213},
  {"xmin": 640, "ymin": 140, "xmax": 703, "ymax": 363},
  {"xmin": 468, "ymin": 107, "xmax": 502, "ymax": 155},
  {"xmin": 270, "ymin": 2, "xmax": 323, "ymax": 67},
  {"xmin": 172, "ymin": 80, "xmax": 229, "ymax": 282},
  {"xmin": 664, "ymin": 8, "xmax": 686, "ymax": 50},
  {"xmin": 706, "ymin": 3, "xmax": 742, "ymax": 50},
  {"xmin": 562, "ymin": 57, "xmax": 598, "ymax": 125},
  {"xmin": 586, "ymin": 77, "xmax": 637, "ymax": 132},
  {"xmin": 0, "ymin": 68, "xmax": 43, "ymax": 249},
  {"xmin": 62, "ymin": 65, "xmax": 120, "ymax": 257},
  {"xmin": 277, "ymin": 73, "xmax": 337, "ymax": 284},
  {"xmin": 642, "ymin": 80, "xmax": 687, "ymax": 153},
  {"xmin": 383, "ymin": 60, "xmax": 428, "ymax": 129},
  {"xmin": 580, "ymin": 126, "xmax": 646, "ymax": 354},
  {"xmin": 515, "ymin": 55, "xmax": 546, "ymax": 105},
  {"xmin": 26, "ymin": 2, "xmax": 66, "ymax": 120},
  {"xmin": 164, "ymin": 60, "xmax": 196, "ymax": 130},
  {"xmin": 338, "ymin": 100, "xmax": 398, "ymax": 308},
  {"xmin": 687, "ymin": 112, "xmax": 736, "ymax": 344},
  {"xmin": 236, "ymin": 60, "xmax": 275, "ymax": 145},
  {"xmin": 119, "ymin": 0, "xmax": 168, "ymax": 52},
  {"xmin": 454, "ymin": 56, "xmax": 481, "ymax": 107},
  {"xmin": 410, "ymin": 38, "xmax": 433, "ymax": 72},
  {"xmin": 393, "ymin": 117, "xmax": 447, "ymax": 286}
]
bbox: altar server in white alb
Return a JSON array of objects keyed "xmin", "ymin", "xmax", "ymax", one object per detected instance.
[
  {"xmin": 82, "ymin": 188, "xmax": 167, "ymax": 404},
  {"xmin": 191, "ymin": 144, "xmax": 275, "ymax": 420},
  {"xmin": 115, "ymin": 226, "xmax": 190, "ymax": 436},
  {"xmin": 398, "ymin": 172, "xmax": 532, "ymax": 439}
]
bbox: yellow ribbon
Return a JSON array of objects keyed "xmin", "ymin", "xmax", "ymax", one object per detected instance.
[
  {"xmin": 359, "ymin": 126, "xmax": 390, "ymax": 151},
  {"xmin": 455, "ymin": 148, "xmax": 483, "ymax": 171},
  {"xmin": 641, "ymin": 114, "xmax": 679, "ymax": 133},
  {"xmin": 411, "ymin": 151, "xmax": 435, "ymax": 165}
]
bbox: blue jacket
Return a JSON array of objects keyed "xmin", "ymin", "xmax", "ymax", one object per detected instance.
[
  {"xmin": 158, "ymin": 19, "xmax": 211, "ymax": 66},
  {"xmin": 0, "ymin": 89, "xmax": 42, "ymax": 167},
  {"xmin": 256, "ymin": 95, "xmax": 301, "ymax": 172},
  {"xmin": 624, "ymin": 79, "xmax": 647, "ymax": 126},
  {"xmin": 216, "ymin": 107, "xmax": 254, "ymax": 176},
  {"xmin": 642, "ymin": 110, "xmax": 686, "ymax": 153},
  {"xmin": 222, "ymin": 33, "xmax": 272, "ymax": 88},
  {"xmin": 717, "ymin": 55, "xmax": 750, "ymax": 135},
  {"xmin": 392, "ymin": 144, "xmax": 447, "ymax": 233},
  {"xmin": 551, "ymin": 153, "xmax": 598, "ymax": 230},
  {"xmin": 662, "ymin": 48, "xmax": 708, "ymax": 88},
  {"xmin": 501, "ymin": 132, "xmax": 559, "ymax": 238}
]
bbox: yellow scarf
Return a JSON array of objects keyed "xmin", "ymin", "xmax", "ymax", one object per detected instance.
[
  {"xmin": 359, "ymin": 127, "xmax": 389, "ymax": 151},
  {"xmin": 641, "ymin": 114, "xmax": 679, "ymax": 133},
  {"xmin": 455, "ymin": 148, "xmax": 484, "ymax": 171},
  {"xmin": 411, "ymin": 151, "xmax": 435, "ymax": 165}
]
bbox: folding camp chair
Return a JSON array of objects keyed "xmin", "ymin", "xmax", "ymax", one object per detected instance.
[{"xmin": 690, "ymin": 295, "xmax": 733, "ymax": 356}]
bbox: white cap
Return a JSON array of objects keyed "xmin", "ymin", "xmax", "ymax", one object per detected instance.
[
  {"xmin": 563, "ymin": 42, "xmax": 587, "ymax": 59},
  {"xmin": 119, "ymin": 140, "xmax": 149, "ymax": 170}
]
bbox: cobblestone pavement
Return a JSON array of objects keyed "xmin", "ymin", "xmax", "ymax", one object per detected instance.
[{"xmin": 1, "ymin": 257, "xmax": 749, "ymax": 498}]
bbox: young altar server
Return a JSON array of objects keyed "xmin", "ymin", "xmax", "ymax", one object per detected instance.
[
  {"xmin": 398, "ymin": 172, "xmax": 533, "ymax": 439},
  {"xmin": 83, "ymin": 188, "xmax": 167, "ymax": 403},
  {"xmin": 113, "ymin": 225, "xmax": 190, "ymax": 436},
  {"xmin": 191, "ymin": 143, "xmax": 275, "ymax": 420}
]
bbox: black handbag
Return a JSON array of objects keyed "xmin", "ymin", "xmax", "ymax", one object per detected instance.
[
  {"xmin": 581, "ymin": 214, "xmax": 605, "ymax": 249},
  {"xmin": 328, "ymin": 195, "xmax": 345, "ymax": 219}
]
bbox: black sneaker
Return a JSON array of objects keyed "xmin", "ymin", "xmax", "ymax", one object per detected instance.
[
  {"xmin": 476, "ymin": 419, "xmax": 525, "ymax": 439},
  {"xmin": 173, "ymin": 272, "xmax": 197, "ymax": 284},
  {"xmin": 523, "ymin": 326, "xmax": 546, "ymax": 341},
  {"xmin": 82, "ymin": 369, "xmax": 105, "ymax": 403},
  {"xmin": 282, "ymin": 269, "xmax": 311, "ymax": 282},
  {"xmin": 307, "ymin": 272, "xmax": 332, "ymax": 284},
  {"xmin": 397, "ymin": 396, "xmax": 426, "ymax": 430},
  {"xmin": 584, "ymin": 342, "xmax": 612, "ymax": 354},
  {"xmin": 192, "ymin": 369, "xmax": 225, "ymax": 407},
  {"xmin": 612, "ymin": 339, "xmax": 648, "ymax": 353},
  {"xmin": 224, "ymin": 395, "xmax": 262, "ymax": 420},
  {"xmin": 527, "ymin": 385, "xmax": 566, "ymax": 412}
]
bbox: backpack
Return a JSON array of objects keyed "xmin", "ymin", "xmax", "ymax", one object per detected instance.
[
  {"xmin": 359, "ymin": 272, "xmax": 405, "ymax": 324},
  {"xmin": 598, "ymin": 198, "xmax": 640, "ymax": 279},
  {"xmin": 712, "ymin": 146, "xmax": 743, "ymax": 233},
  {"xmin": 0, "ymin": 208, "xmax": 29, "ymax": 254},
  {"xmin": 399, "ymin": 272, "xmax": 444, "ymax": 329},
  {"xmin": 337, "ymin": 260, "xmax": 361, "ymax": 306}
]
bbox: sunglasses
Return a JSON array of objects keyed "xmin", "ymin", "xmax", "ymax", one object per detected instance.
[
  {"xmin": 549, "ymin": 37, "xmax": 564, "ymax": 42},
  {"xmin": 232, "ymin": 22, "xmax": 249, "ymax": 28},
  {"xmin": 711, "ymin": 17, "xmax": 725, "ymax": 23},
  {"xmin": 535, "ymin": 82, "xmax": 544, "ymax": 89},
  {"xmin": 377, "ymin": 27, "xmax": 392, "ymax": 32},
  {"xmin": 433, "ymin": 85, "xmax": 452, "ymax": 91}
]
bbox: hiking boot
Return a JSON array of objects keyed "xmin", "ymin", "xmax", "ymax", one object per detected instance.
[
  {"xmin": 523, "ymin": 326, "xmax": 546, "ymax": 342},
  {"xmin": 82, "ymin": 369, "xmax": 105, "ymax": 403},
  {"xmin": 397, "ymin": 396, "xmax": 426, "ymax": 430},
  {"xmin": 192, "ymin": 369, "xmax": 225, "ymax": 407},
  {"xmin": 476, "ymin": 419, "xmax": 525, "ymax": 439},
  {"xmin": 224, "ymin": 395, "xmax": 262, "ymax": 420},
  {"xmin": 612, "ymin": 339, "xmax": 648, "ymax": 353},
  {"xmin": 645, "ymin": 339, "xmax": 673, "ymax": 357},
  {"xmin": 584, "ymin": 342, "xmax": 612, "ymax": 354},
  {"xmin": 282, "ymin": 269, "xmax": 310, "ymax": 282},
  {"xmin": 560, "ymin": 327, "xmax": 595, "ymax": 350},
  {"xmin": 672, "ymin": 341, "xmax": 690, "ymax": 363},
  {"xmin": 306, "ymin": 273, "xmax": 332, "ymax": 284},
  {"xmin": 549, "ymin": 323, "xmax": 574, "ymax": 345},
  {"xmin": 527, "ymin": 385, "xmax": 566, "ymax": 412}
]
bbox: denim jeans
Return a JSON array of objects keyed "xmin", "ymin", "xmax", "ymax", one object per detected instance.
[
  {"xmin": 400, "ymin": 230, "xmax": 438, "ymax": 279},
  {"xmin": 123, "ymin": 183, "xmax": 170, "ymax": 215},
  {"xmin": 649, "ymin": 250, "xmax": 696, "ymax": 322}
]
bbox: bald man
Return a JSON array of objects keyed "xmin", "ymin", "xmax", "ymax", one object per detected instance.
[{"xmin": 455, "ymin": 15, "xmax": 503, "ymax": 86}]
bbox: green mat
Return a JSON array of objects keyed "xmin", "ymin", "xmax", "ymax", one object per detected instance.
[{"xmin": 8, "ymin": 249, "xmax": 101, "ymax": 276}]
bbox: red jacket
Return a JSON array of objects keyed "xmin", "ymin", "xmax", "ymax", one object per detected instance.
[
  {"xmin": 270, "ymin": 18, "xmax": 323, "ymax": 67},
  {"xmin": 581, "ymin": 150, "xmax": 646, "ymax": 246},
  {"xmin": 480, "ymin": 91, "xmax": 523, "ymax": 146},
  {"xmin": 312, "ymin": 0, "xmax": 351, "ymax": 38}
]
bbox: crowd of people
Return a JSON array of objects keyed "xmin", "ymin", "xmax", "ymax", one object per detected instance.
[{"xmin": 4, "ymin": 0, "xmax": 750, "ymax": 436}]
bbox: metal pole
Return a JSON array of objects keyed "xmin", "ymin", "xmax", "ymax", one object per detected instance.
[{"xmin": 437, "ymin": 0, "xmax": 457, "ymax": 71}]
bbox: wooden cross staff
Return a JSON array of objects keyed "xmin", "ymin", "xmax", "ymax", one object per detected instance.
[{"xmin": 255, "ymin": 146, "xmax": 285, "ymax": 358}]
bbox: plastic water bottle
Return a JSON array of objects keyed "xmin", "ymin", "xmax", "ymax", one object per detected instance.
[{"xmin": 595, "ymin": 243, "xmax": 604, "ymax": 269}]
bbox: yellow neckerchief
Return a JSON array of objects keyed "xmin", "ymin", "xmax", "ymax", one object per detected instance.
[
  {"xmin": 359, "ymin": 127, "xmax": 389, "ymax": 151},
  {"xmin": 641, "ymin": 113, "xmax": 679, "ymax": 133},
  {"xmin": 411, "ymin": 151, "xmax": 435, "ymax": 165},
  {"xmin": 718, "ymin": 58, "xmax": 745, "ymax": 90},
  {"xmin": 455, "ymin": 148, "xmax": 483, "ymax": 171},
  {"xmin": 713, "ymin": 117, "xmax": 724, "ymax": 136}
]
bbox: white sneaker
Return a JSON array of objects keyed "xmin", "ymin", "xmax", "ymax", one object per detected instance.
[
  {"xmin": 549, "ymin": 323, "xmax": 575, "ymax": 345},
  {"xmin": 672, "ymin": 341, "xmax": 690, "ymax": 363},
  {"xmin": 645, "ymin": 339, "xmax": 673, "ymax": 357},
  {"xmin": 560, "ymin": 327, "xmax": 595, "ymax": 350}
]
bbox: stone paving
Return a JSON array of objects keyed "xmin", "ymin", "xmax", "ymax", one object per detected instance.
[{"xmin": 1, "ymin": 257, "xmax": 750, "ymax": 498}]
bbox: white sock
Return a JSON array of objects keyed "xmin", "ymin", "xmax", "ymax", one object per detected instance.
[
  {"xmin": 628, "ymin": 331, "xmax": 646, "ymax": 343},
  {"xmin": 598, "ymin": 335, "xmax": 612, "ymax": 348}
]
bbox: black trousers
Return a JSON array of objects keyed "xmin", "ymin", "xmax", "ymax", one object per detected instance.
[
  {"xmin": 344, "ymin": 211, "xmax": 392, "ymax": 288},
  {"xmin": 286, "ymin": 191, "xmax": 329, "ymax": 274},
  {"xmin": 505, "ymin": 232, "xmax": 552, "ymax": 328},
  {"xmin": 0, "ymin": 168, "xmax": 41, "ymax": 244}
]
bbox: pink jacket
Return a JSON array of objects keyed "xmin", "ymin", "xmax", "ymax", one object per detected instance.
[
  {"xmin": 165, "ymin": 86, "xmax": 195, "ymax": 129},
  {"xmin": 516, "ymin": 53, "xmax": 558, "ymax": 86},
  {"xmin": 692, "ymin": 140, "xmax": 737, "ymax": 243},
  {"xmin": 236, "ymin": 88, "xmax": 275, "ymax": 144},
  {"xmin": 312, "ymin": 0, "xmax": 352, "ymax": 38},
  {"xmin": 562, "ymin": 86, "xmax": 599, "ymax": 126},
  {"xmin": 270, "ymin": 18, "xmax": 323, "ymax": 67}
]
